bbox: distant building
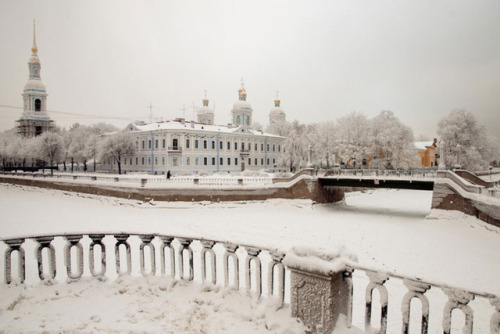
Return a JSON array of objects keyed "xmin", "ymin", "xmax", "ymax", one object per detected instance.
[
  {"xmin": 415, "ymin": 140, "xmax": 437, "ymax": 167},
  {"xmin": 17, "ymin": 21, "xmax": 54, "ymax": 137},
  {"xmin": 269, "ymin": 93, "xmax": 286, "ymax": 124},
  {"xmin": 107, "ymin": 82, "xmax": 286, "ymax": 175}
]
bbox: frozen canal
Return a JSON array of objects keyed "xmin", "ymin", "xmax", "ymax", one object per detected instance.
[{"xmin": 1, "ymin": 183, "xmax": 499, "ymax": 332}]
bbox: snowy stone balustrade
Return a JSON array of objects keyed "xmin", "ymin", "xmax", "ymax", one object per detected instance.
[{"xmin": 2, "ymin": 233, "xmax": 499, "ymax": 333}]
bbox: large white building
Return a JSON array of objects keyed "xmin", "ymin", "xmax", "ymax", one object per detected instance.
[{"xmin": 112, "ymin": 83, "xmax": 287, "ymax": 175}]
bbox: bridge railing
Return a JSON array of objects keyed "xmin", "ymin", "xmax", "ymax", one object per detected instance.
[
  {"xmin": 325, "ymin": 169, "xmax": 438, "ymax": 179},
  {"xmin": 2, "ymin": 233, "xmax": 498, "ymax": 333}
]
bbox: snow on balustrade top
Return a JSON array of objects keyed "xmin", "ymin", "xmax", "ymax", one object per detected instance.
[
  {"xmin": 283, "ymin": 245, "xmax": 358, "ymax": 277},
  {"xmin": 127, "ymin": 119, "xmax": 283, "ymax": 138}
]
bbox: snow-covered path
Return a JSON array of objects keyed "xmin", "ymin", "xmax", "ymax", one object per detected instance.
[{"xmin": 1, "ymin": 183, "xmax": 499, "ymax": 332}]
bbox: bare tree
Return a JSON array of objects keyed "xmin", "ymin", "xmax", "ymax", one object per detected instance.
[{"xmin": 99, "ymin": 132, "xmax": 136, "ymax": 175}]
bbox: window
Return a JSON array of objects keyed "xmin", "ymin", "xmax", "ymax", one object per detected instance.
[
  {"xmin": 35, "ymin": 99, "xmax": 41, "ymax": 111},
  {"xmin": 155, "ymin": 140, "xmax": 158, "ymax": 149},
  {"xmin": 204, "ymin": 140, "xmax": 207, "ymax": 149},
  {"xmin": 130, "ymin": 158, "xmax": 132, "ymax": 165},
  {"xmin": 227, "ymin": 141, "xmax": 231, "ymax": 150},
  {"xmin": 162, "ymin": 157, "xmax": 165, "ymax": 165},
  {"xmin": 154, "ymin": 157, "xmax": 158, "ymax": 165},
  {"xmin": 148, "ymin": 140, "xmax": 152, "ymax": 149},
  {"xmin": 242, "ymin": 143, "xmax": 245, "ymax": 150},
  {"xmin": 255, "ymin": 158, "xmax": 257, "ymax": 165},
  {"xmin": 195, "ymin": 140, "xmax": 199, "ymax": 149},
  {"xmin": 220, "ymin": 157, "xmax": 223, "ymax": 166},
  {"xmin": 195, "ymin": 157, "xmax": 199, "ymax": 165},
  {"xmin": 136, "ymin": 141, "xmax": 139, "ymax": 149},
  {"xmin": 186, "ymin": 157, "xmax": 191, "ymax": 166},
  {"xmin": 136, "ymin": 157, "xmax": 139, "ymax": 165},
  {"xmin": 236, "ymin": 115, "xmax": 241, "ymax": 125},
  {"xmin": 261, "ymin": 158, "xmax": 264, "ymax": 165},
  {"xmin": 227, "ymin": 157, "xmax": 231, "ymax": 165},
  {"xmin": 273, "ymin": 158, "xmax": 275, "ymax": 165},
  {"xmin": 255, "ymin": 143, "xmax": 257, "ymax": 151},
  {"xmin": 148, "ymin": 157, "xmax": 151, "ymax": 165},
  {"xmin": 204, "ymin": 157, "xmax": 208, "ymax": 166},
  {"xmin": 212, "ymin": 141, "xmax": 215, "ymax": 150},
  {"xmin": 278, "ymin": 145, "xmax": 281, "ymax": 152},
  {"xmin": 173, "ymin": 138, "xmax": 178, "ymax": 149},
  {"xmin": 248, "ymin": 158, "xmax": 251, "ymax": 165},
  {"xmin": 141, "ymin": 157, "xmax": 145, "ymax": 165},
  {"xmin": 273, "ymin": 144, "xmax": 275, "ymax": 152},
  {"xmin": 162, "ymin": 139, "xmax": 166, "ymax": 149},
  {"xmin": 235, "ymin": 158, "xmax": 238, "ymax": 165},
  {"xmin": 267, "ymin": 158, "xmax": 270, "ymax": 165},
  {"xmin": 234, "ymin": 142, "xmax": 238, "ymax": 150},
  {"xmin": 124, "ymin": 159, "xmax": 126, "ymax": 165},
  {"xmin": 186, "ymin": 139, "xmax": 190, "ymax": 148},
  {"xmin": 212, "ymin": 157, "xmax": 215, "ymax": 165},
  {"xmin": 220, "ymin": 141, "xmax": 223, "ymax": 150},
  {"xmin": 261, "ymin": 144, "xmax": 264, "ymax": 151},
  {"xmin": 142, "ymin": 141, "xmax": 145, "ymax": 149},
  {"xmin": 173, "ymin": 157, "xmax": 178, "ymax": 166},
  {"xmin": 267, "ymin": 144, "xmax": 270, "ymax": 151}
]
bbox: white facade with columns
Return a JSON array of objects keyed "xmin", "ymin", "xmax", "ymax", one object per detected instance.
[{"xmin": 105, "ymin": 83, "xmax": 287, "ymax": 175}]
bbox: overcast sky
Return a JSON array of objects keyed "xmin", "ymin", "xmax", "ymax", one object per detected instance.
[{"xmin": 1, "ymin": 0, "xmax": 499, "ymax": 139}]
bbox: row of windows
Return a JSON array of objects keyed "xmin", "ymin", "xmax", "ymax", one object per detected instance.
[
  {"xmin": 122, "ymin": 156, "xmax": 277, "ymax": 167},
  {"xmin": 137, "ymin": 138, "xmax": 280, "ymax": 153}
]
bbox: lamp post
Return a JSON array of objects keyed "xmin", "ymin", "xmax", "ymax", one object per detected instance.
[
  {"xmin": 490, "ymin": 166, "xmax": 493, "ymax": 180},
  {"xmin": 438, "ymin": 140, "xmax": 446, "ymax": 170}
]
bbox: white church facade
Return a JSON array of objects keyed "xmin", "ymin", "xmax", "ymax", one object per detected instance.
[{"xmin": 111, "ymin": 83, "xmax": 287, "ymax": 175}]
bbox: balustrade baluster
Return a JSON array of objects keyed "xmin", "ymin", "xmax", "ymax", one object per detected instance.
[
  {"xmin": 200, "ymin": 240, "xmax": 217, "ymax": 284},
  {"xmin": 4, "ymin": 238, "xmax": 25, "ymax": 284},
  {"xmin": 401, "ymin": 279, "xmax": 431, "ymax": 334},
  {"xmin": 268, "ymin": 250, "xmax": 285, "ymax": 307},
  {"xmin": 365, "ymin": 271, "xmax": 389, "ymax": 334},
  {"xmin": 490, "ymin": 298, "xmax": 500, "ymax": 333},
  {"xmin": 64, "ymin": 234, "xmax": 83, "ymax": 281},
  {"xmin": 223, "ymin": 243, "xmax": 239, "ymax": 290},
  {"xmin": 442, "ymin": 289, "xmax": 474, "ymax": 334},
  {"xmin": 160, "ymin": 236, "xmax": 175, "ymax": 278},
  {"xmin": 344, "ymin": 268, "xmax": 354, "ymax": 328},
  {"xmin": 139, "ymin": 235, "xmax": 156, "ymax": 277},
  {"xmin": 177, "ymin": 238, "xmax": 193, "ymax": 280},
  {"xmin": 35, "ymin": 236, "xmax": 56, "ymax": 282},
  {"xmin": 114, "ymin": 234, "xmax": 131, "ymax": 276},
  {"xmin": 245, "ymin": 246, "xmax": 262, "ymax": 297},
  {"xmin": 89, "ymin": 234, "xmax": 106, "ymax": 279}
]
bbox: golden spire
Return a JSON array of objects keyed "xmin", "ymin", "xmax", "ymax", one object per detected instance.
[{"xmin": 32, "ymin": 19, "xmax": 38, "ymax": 54}]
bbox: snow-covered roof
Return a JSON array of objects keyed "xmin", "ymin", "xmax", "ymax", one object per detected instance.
[
  {"xmin": 127, "ymin": 119, "xmax": 284, "ymax": 138},
  {"xmin": 414, "ymin": 141, "xmax": 435, "ymax": 151},
  {"xmin": 232, "ymin": 100, "xmax": 253, "ymax": 112}
]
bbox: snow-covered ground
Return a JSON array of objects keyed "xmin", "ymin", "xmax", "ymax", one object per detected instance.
[{"xmin": 0, "ymin": 183, "xmax": 499, "ymax": 332}]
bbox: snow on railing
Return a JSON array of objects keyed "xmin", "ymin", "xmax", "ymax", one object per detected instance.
[
  {"xmin": 325, "ymin": 169, "xmax": 438, "ymax": 180},
  {"xmin": 2, "ymin": 233, "xmax": 499, "ymax": 333}
]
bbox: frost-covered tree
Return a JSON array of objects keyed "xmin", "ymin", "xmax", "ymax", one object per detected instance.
[
  {"xmin": 37, "ymin": 132, "xmax": 64, "ymax": 176},
  {"xmin": 335, "ymin": 112, "xmax": 371, "ymax": 168},
  {"xmin": 265, "ymin": 119, "xmax": 291, "ymax": 137},
  {"xmin": 99, "ymin": 132, "xmax": 136, "ymax": 175},
  {"xmin": 370, "ymin": 110, "xmax": 416, "ymax": 169},
  {"xmin": 437, "ymin": 110, "xmax": 491, "ymax": 171},
  {"xmin": 281, "ymin": 120, "xmax": 309, "ymax": 171},
  {"xmin": 313, "ymin": 121, "xmax": 337, "ymax": 168}
]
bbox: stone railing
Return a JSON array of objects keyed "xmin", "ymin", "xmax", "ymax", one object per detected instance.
[
  {"xmin": 2, "ymin": 233, "xmax": 498, "ymax": 333},
  {"xmin": 324, "ymin": 168, "xmax": 438, "ymax": 179}
]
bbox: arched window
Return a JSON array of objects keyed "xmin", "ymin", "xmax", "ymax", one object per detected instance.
[
  {"xmin": 35, "ymin": 99, "xmax": 41, "ymax": 111},
  {"xmin": 236, "ymin": 115, "xmax": 241, "ymax": 125}
]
